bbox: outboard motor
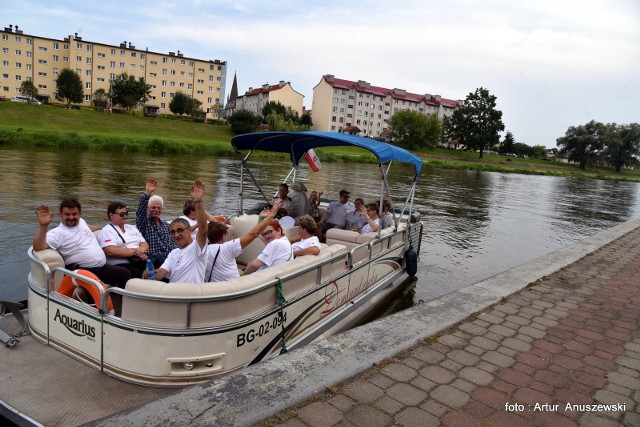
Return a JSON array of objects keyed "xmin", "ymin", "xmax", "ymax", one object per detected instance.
[{"xmin": 409, "ymin": 212, "xmax": 421, "ymax": 223}]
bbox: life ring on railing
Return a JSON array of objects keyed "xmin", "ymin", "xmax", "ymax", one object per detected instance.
[
  {"xmin": 58, "ymin": 270, "xmax": 114, "ymax": 311},
  {"xmin": 213, "ymin": 215, "xmax": 231, "ymax": 225}
]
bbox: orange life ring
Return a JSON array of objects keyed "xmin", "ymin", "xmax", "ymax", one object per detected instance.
[
  {"xmin": 214, "ymin": 215, "xmax": 231, "ymax": 225},
  {"xmin": 58, "ymin": 270, "xmax": 114, "ymax": 311}
]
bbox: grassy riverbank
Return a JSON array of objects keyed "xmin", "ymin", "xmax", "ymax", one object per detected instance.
[{"xmin": 1, "ymin": 102, "xmax": 639, "ymax": 181}]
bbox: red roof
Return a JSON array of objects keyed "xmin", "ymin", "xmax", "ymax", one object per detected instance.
[
  {"xmin": 322, "ymin": 75, "xmax": 461, "ymax": 108},
  {"xmin": 343, "ymin": 125, "xmax": 362, "ymax": 132},
  {"xmin": 243, "ymin": 81, "xmax": 289, "ymax": 96}
]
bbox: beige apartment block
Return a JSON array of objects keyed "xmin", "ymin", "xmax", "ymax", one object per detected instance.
[
  {"xmin": 311, "ymin": 74, "xmax": 463, "ymax": 138},
  {"xmin": 1, "ymin": 25, "xmax": 227, "ymax": 119},
  {"xmin": 235, "ymin": 81, "xmax": 304, "ymax": 117}
]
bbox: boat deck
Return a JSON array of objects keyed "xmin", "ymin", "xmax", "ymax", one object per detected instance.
[{"xmin": 0, "ymin": 312, "xmax": 178, "ymax": 426}]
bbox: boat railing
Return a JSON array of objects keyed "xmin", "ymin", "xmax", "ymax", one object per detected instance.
[{"xmin": 101, "ymin": 248, "xmax": 350, "ymax": 329}]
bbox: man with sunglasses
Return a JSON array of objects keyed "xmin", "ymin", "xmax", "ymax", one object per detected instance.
[
  {"xmin": 136, "ymin": 177, "xmax": 177, "ymax": 268},
  {"xmin": 317, "ymin": 189, "xmax": 354, "ymax": 242},
  {"xmin": 33, "ymin": 198, "xmax": 132, "ymax": 313},
  {"xmin": 146, "ymin": 179, "xmax": 209, "ymax": 283}
]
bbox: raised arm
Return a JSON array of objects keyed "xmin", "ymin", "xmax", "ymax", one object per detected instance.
[
  {"xmin": 239, "ymin": 199, "xmax": 283, "ymax": 248},
  {"xmin": 33, "ymin": 205, "xmax": 53, "ymax": 251},
  {"xmin": 191, "ymin": 179, "xmax": 208, "ymax": 250}
]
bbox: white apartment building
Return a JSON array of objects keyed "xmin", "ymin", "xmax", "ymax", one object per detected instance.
[
  {"xmin": 311, "ymin": 74, "xmax": 463, "ymax": 138},
  {"xmin": 1, "ymin": 25, "xmax": 227, "ymax": 119},
  {"xmin": 234, "ymin": 81, "xmax": 304, "ymax": 117}
]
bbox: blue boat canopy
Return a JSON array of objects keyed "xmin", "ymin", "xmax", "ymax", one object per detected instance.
[{"xmin": 232, "ymin": 131, "xmax": 423, "ymax": 180}]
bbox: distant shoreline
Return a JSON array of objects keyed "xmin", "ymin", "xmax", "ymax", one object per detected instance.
[{"xmin": 2, "ymin": 102, "xmax": 639, "ymax": 182}]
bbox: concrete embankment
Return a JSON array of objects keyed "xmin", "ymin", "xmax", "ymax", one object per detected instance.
[{"xmin": 94, "ymin": 218, "xmax": 640, "ymax": 427}]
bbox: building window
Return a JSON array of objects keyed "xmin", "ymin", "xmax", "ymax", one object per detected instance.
[
  {"xmin": 15, "ymin": 62, "xmax": 21, "ymax": 68},
  {"xmin": 85, "ymin": 82, "xmax": 91, "ymax": 89},
  {"xmin": 86, "ymin": 70, "xmax": 91, "ymax": 76},
  {"xmin": 85, "ymin": 94, "xmax": 91, "ymax": 101},
  {"xmin": 2, "ymin": 47, "xmax": 7, "ymax": 54},
  {"xmin": 53, "ymin": 68, "xmax": 59, "ymax": 74},
  {"xmin": 86, "ymin": 58, "xmax": 91, "ymax": 64},
  {"xmin": 140, "ymin": 53, "xmax": 145, "ymax": 59},
  {"xmin": 76, "ymin": 56, "xmax": 82, "ymax": 62},
  {"xmin": 150, "ymin": 60, "xmax": 157, "ymax": 65},
  {"xmin": 111, "ymin": 48, "xmax": 116, "ymax": 55},
  {"xmin": 87, "ymin": 45, "xmax": 91, "ymax": 52},
  {"xmin": 53, "ymin": 55, "xmax": 59, "ymax": 62},
  {"xmin": 15, "ymin": 49, "xmax": 21, "ymax": 55},
  {"xmin": 38, "ymin": 46, "xmax": 47, "ymax": 51},
  {"xmin": 110, "ymin": 61, "xmax": 115, "ymax": 67},
  {"xmin": 77, "ymin": 43, "xmax": 82, "ymax": 49},
  {"xmin": 119, "ymin": 62, "xmax": 125, "ymax": 68},
  {"xmin": 15, "ymin": 36, "xmax": 21, "ymax": 42},
  {"xmin": 97, "ymin": 53, "xmax": 106, "ymax": 58},
  {"xmin": 131, "ymin": 52, "xmax": 136, "ymax": 58}
]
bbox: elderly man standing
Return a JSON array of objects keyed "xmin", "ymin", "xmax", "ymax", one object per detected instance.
[{"xmin": 136, "ymin": 177, "xmax": 177, "ymax": 267}]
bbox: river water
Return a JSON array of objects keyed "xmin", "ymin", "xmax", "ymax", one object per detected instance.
[{"xmin": 1, "ymin": 146, "xmax": 639, "ymax": 308}]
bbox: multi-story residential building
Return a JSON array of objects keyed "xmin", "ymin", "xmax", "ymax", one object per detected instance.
[
  {"xmin": 311, "ymin": 74, "xmax": 463, "ymax": 138},
  {"xmin": 234, "ymin": 81, "xmax": 304, "ymax": 117},
  {"xmin": 0, "ymin": 25, "xmax": 227, "ymax": 119}
]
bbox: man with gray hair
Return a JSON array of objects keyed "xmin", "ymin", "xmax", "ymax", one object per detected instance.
[
  {"xmin": 147, "ymin": 179, "xmax": 209, "ymax": 283},
  {"xmin": 136, "ymin": 177, "xmax": 177, "ymax": 267}
]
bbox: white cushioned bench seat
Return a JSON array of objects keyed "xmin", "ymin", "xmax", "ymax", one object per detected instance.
[{"xmin": 121, "ymin": 244, "xmax": 348, "ymax": 328}]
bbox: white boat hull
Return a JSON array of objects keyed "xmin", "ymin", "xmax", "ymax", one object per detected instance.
[{"xmin": 27, "ymin": 223, "xmax": 422, "ymax": 386}]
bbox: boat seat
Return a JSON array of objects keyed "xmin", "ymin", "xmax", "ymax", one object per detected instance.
[
  {"xmin": 326, "ymin": 227, "xmax": 397, "ymax": 263},
  {"xmin": 31, "ymin": 249, "xmax": 65, "ymax": 291},
  {"xmin": 121, "ymin": 244, "xmax": 348, "ymax": 328}
]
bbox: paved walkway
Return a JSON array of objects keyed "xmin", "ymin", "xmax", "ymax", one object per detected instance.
[
  {"xmin": 259, "ymin": 227, "xmax": 640, "ymax": 426},
  {"xmin": 96, "ymin": 221, "xmax": 640, "ymax": 427}
]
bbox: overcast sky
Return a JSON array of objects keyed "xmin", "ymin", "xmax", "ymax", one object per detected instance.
[{"xmin": 3, "ymin": 0, "xmax": 639, "ymax": 148}]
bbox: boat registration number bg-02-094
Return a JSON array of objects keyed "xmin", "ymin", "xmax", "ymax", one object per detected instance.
[{"xmin": 237, "ymin": 312, "xmax": 287, "ymax": 347}]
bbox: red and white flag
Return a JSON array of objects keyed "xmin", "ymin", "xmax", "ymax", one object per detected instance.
[{"xmin": 305, "ymin": 149, "xmax": 322, "ymax": 172}]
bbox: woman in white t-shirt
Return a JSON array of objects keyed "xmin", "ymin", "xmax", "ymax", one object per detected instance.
[
  {"xmin": 245, "ymin": 219, "xmax": 292, "ymax": 274},
  {"xmin": 98, "ymin": 202, "xmax": 149, "ymax": 278}
]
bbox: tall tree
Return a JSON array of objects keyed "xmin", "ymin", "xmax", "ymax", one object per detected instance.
[
  {"xmin": 262, "ymin": 101, "xmax": 287, "ymax": 118},
  {"xmin": 19, "ymin": 80, "xmax": 38, "ymax": 102},
  {"xmin": 110, "ymin": 72, "xmax": 151, "ymax": 111},
  {"xmin": 169, "ymin": 91, "xmax": 191, "ymax": 116},
  {"xmin": 604, "ymin": 123, "xmax": 640, "ymax": 172},
  {"xmin": 388, "ymin": 110, "xmax": 441, "ymax": 149},
  {"xmin": 93, "ymin": 88, "xmax": 109, "ymax": 108},
  {"xmin": 446, "ymin": 87, "xmax": 505, "ymax": 159},
  {"xmin": 56, "ymin": 68, "xmax": 84, "ymax": 105},
  {"xmin": 500, "ymin": 131, "xmax": 515, "ymax": 154},
  {"xmin": 556, "ymin": 120, "xmax": 605, "ymax": 169},
  {"xmin": 228, "ymin": 109, "xmax": 262, "ymax": 134}
]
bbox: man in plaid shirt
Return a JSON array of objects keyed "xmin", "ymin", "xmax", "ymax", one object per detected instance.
[{"xmin": 136, "ymin": 178, "xmax": 177, "ymax": 267}]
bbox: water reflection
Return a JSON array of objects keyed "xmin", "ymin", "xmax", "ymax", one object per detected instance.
[{"xmin": 1, "ymin": 146, "xmax": 639, "ymax": 310}]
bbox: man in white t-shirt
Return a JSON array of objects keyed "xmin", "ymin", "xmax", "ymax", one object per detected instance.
[
  {"xmin": 205, "ymin": 199, "xmax": 283, "ymax": 282},
  {"xmin": 150, "ymin": 179, "xmax": 209, "ymax": 283},
  {"xmin": 33, "ymin": 199, "xmax": 131, "ymax": 284},
  {"xmin": 34, "ymin": 199, "xmax": 132, "ymax": 314},
  {"xmin": 290, "ymin": 215, "xmax": 321, "ymax": 257}
]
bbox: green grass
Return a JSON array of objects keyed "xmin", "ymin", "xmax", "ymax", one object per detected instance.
[{"xmin": 1, "ymin": 101, "xmax": 639, "ymax": 181}]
